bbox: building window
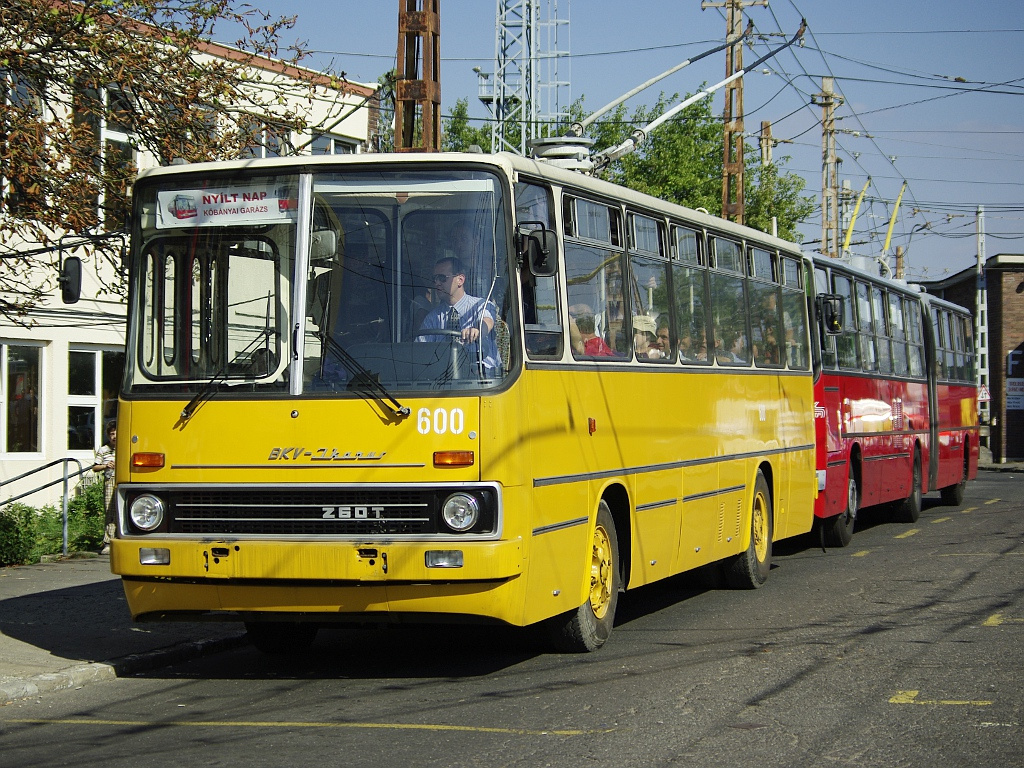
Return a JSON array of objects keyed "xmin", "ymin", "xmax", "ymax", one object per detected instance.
[
  {"xmin": 241, "ymin": 120, "xmax": 292, "ymax": 159},
  {"xmin": 72, "ymin": 83, "xmax": 137, "ymax": 231},
  {"xmin": 68, "ymin": 348, "xmax": 124, "ymax": 451},
  {"xmin": 2, "ymin": 344, "xmax": 42, "ymax": 454},
  {"xmin": 311, "ymin": 133, "xmax": 356, "ymax": 155},
  {"xmin": 1, "ymin": 70, "xmax": 45, "ymax": 217}
]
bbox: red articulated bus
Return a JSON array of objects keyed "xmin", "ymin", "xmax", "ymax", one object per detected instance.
[{"xmin": 810, "ymin": 257, "xmax": 979, "ymax": 547}]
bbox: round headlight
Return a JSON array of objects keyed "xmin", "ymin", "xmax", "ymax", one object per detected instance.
[
  {"xmin": 130, "ymin": 494, "xmax": 165, "ymax": 531},
  {"xmin": 441, "ymin": 493, "xmax": 480, "ymax": 532}
]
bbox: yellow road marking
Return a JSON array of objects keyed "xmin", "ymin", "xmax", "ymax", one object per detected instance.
[
  {"xmin": 961, "ymin": 507, "xmax": 978, "ymax": 514},
  {"xmin": 2, "ymin": 718, "xmax": 595, "ymax": 736},
  {"xmin": 895, "ymin": 529, "xmax": 920, "ymax": 539},
  {"xmin": 931, "ymin": 517, "xmax": 951, "ymax": 524},
  {"xmin": 983, "ymin": 613, "xmax": 1024, "ymax": 627},
  {"xmin": 852, "ymin": 550, "xmax": 871, "ymax": 557},
  {"xmin": 984, "ymin": 499, "xmax": 1001, "ymax": 505},
  {"xmin": 890, "ymin": 690, "xmax": 992, "ymax": 706}
]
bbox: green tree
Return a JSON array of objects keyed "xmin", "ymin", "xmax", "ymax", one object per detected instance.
[
  {"xmin": 457, "ymin": 90, "xmax": 812, "ymax": 242},
  {"xmin": 0, "ymin": 0, "xmax": 338, "ymax": 317},
  {"xmin": 744, "ymin": 151, "xmax": 814, "ymax": 242},
  {"xmin": 441, "ymin": 98, "xmax": 491, "ymax": 153}
]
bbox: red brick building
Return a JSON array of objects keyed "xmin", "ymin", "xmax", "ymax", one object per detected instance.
[{"xmin": 920, "ymin": 254, "xmax": 1024, "ymax": 462}]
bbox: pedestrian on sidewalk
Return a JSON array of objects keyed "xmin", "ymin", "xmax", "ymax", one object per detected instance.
[{"xmin": 92, "ymin": 421, "xmax": 117, "ymax": 554}]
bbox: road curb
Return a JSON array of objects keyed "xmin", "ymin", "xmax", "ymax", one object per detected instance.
[{"xmin": 0, "ymin": 633, "xmax": 248, "ymax": 704}]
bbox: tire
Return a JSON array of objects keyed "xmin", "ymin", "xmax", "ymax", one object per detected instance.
[
  {"xmin": 940, "ymin": 449, "xmax": 968, "ymax": 507},
  {"xmin": 725, "ymin": 471, "xmax": 773, "ymax": 589},
  {"xmin": 548, "ymin": 501, "xmax": 620, "ymax": 653},
  {"xmin": 822, "ymin": 472, "xmax": 857, "ymax": 548},
  {"xmin": 245, "ymin": 621, "xmax": 319, "ymax": 654},
  {"xmin": 895, "ymin": 449, "xmax": 922, "ymax": 523}
]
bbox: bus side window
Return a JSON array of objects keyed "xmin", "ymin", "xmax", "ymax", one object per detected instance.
[
  {"xmin": 856, "ymin": 281, "xmax": 877, "ymax": 372},
  {"xmin": 906, "ymin": 300, "xmax": 925, "ymax": 378},
  {"xmin": 670, "ymin": 225, "xmax": 709, "ymax": 363},
  {"xmin": 709, "ymin": 237, "xmax": 749, "ymax": 366},
  {"xmin": 814, "ymin": 266, "xmax": 836, "ymax": 369},
  {"xmin": 889, "ymin": 293, "xmax": 909, "ymax": 376},
  {"xmin": 516, "ymin": 181, "xmax": 563, "ymax": 360},
  {"xmin": 833, "ymin": 274, "xmax": 858, "ymax": 370},
  {"xmin": 872, "ymin": 286, "xmax": 892, "ymax": 374}
]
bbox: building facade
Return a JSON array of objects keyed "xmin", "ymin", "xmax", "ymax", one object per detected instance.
[{"xmin": 920, "ymin": 254, "xmax": 1024, "ymax": 463}]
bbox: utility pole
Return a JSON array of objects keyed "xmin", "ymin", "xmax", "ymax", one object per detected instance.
[
  {"xmin": 395, "ymin": 0, "xmax": 441, "ymax": 152},
  {"xmin": 812, "ymin": 76, "xmax": 842, "ymax": 257},
  {"xmin": 702, "ymin": 0, "xmax": 766, "ymax": 225},
  {"xmin": 976, "ymin": 204, "xmax": 990, "ymax": 436}
]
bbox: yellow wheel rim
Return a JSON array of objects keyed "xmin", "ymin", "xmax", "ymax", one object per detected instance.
[
  {"xmin": 752, "ymin": 491, "xmax": 769, "ymax": 563},
  {"xmin": 589, "ymin": 522, "xmax": 614, "ymax": 619}
]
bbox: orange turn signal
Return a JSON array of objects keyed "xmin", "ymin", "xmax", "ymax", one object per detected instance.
[
  {"xmin": 131, "ymin": 452, "xmax": 165, "ymax": 468},
  {"xmin": 433, "ymin": 450, "xmax": 475, "ymax": 467}
]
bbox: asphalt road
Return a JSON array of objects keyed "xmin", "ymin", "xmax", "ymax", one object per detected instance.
[{"xmin": 1, "ymin": 473, "xmax": 1021, "ymax": 768}]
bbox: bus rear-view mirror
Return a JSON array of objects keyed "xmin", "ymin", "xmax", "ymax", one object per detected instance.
[
  {"xmin": 817, "ymin": 293, "xmax": 844, "ymax": 335},
  {"xmin": 520, "ymin": 225, "xmax": 557, "ymax": 277}
]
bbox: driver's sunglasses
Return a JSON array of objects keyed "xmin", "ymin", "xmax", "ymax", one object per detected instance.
[{"xmin": 433, "ymin": 273, "xmax": 455, "ymax": 283}]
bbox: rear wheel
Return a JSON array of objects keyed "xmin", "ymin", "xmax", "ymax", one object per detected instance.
[
  {"xmin": 940, "ymin": 448, "xmax": 969, "ymax": 506},
  {"xmin": 548, "ymin": 501, "xmax": 620, "ymax": 652},
  {"xmin": 822, "ymin": 472, "xmax": 857, "ymax": 547},
  {"xmin": 894, "ymin": 449, "xmax": 922, "ymax": 523},
  {"xmin": 245, "ymin": 621, "xmax": 319, "ymax": 654},
  {"xmin": 725, "ymin": 471, "xmax": 773, "ymax": 589}
]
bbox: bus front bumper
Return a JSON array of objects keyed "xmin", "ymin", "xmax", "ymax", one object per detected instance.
[{"xmin": 111, "ymin": 537, "xmax": 525, "ymax": 624}]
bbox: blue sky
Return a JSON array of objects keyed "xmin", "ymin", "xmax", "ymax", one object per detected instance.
[{"xmin": 234, "ymin": 1, "xmax": 1024, "ymax": 279}]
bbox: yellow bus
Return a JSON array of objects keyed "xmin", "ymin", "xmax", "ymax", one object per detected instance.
[{"xmin": 112, "ymin": 152, "xmax": 817, "ymax": 652}]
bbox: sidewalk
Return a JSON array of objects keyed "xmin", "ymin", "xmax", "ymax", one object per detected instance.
[
  {"xmin": 1, "ymin": 453, "xmax": 1020, "ymax": 705},
  {"xmin": 0, "ymin": 555, "xmax": 246, "ymax": 704}
]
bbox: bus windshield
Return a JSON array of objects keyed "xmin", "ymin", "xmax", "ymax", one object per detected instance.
[{"xmin": 127, "ymin": 167, "xmax": 514, "ymax": 397}]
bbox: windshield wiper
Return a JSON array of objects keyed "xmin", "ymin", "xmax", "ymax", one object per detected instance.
[
  {"xmin": 318, "ymin": 331, "xmax": 411, "ymax": 418},
  {"xmin": 179, "ymin": 332, "xmax": 273, "ymax": 421}
]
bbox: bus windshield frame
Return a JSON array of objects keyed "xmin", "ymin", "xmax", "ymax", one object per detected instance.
[{"xmin": 125, "ymin": 165, "xmax": 516, "ymax": 399}]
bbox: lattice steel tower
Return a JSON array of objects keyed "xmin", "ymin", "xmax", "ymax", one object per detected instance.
[{"xmin": 477, "ymin": 0, "xmax": 571, "ymax": 155}]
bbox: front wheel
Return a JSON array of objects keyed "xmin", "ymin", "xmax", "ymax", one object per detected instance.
[
  {"xmin": 725, "ymin": 471, "xmax": 773, "ymax": 589},
  {"xmin": 822, "ymin": 472, "xmax": 857, "ymax": 547},
  {"xmin": 548, "ymin": 501, "xmax": 620, "ymax": 653}
]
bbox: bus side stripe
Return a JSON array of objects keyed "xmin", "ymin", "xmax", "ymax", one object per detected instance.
[
  {"xmin": 532, "ymin": 443, "xmax": 813, "ymax": 488},
  {"xmin": 532, "ymin": 517, "xmax": 589, "ymax": 537}
]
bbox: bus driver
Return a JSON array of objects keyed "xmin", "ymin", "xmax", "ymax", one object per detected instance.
[{"xmin": 417, "ymin": 256, "xmax": 499, "ymax": 371}]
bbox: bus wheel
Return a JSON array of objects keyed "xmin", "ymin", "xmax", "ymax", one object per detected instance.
[
  {"xmin": 725, "ymin": 471, "xmax": 773, "ymax": 589},
  {"xmin": 895, "ymin": 450, "xmax": 922, "ymax": 523},
  {"xmin": 245, "ymin": 621, "xmax": 318, "ymax": 654},
  {"xmin": 940, "ymin": 450, "xmax": 969, "ymax": 507},
  {"xmin": 548, "ymin": 501, "xmax": 620, "ymax": 653},
  {"xmin": 823, "ymin": 473, "xmax": 857, "ymax": 547}
]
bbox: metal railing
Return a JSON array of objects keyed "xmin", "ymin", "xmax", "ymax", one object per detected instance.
[{"xmin": 1, "ymin": 458, "xmax": 90, "ymax": 558}]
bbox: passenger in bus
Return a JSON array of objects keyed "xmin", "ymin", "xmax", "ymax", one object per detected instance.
[
  {"xmin": 715, "ymin": 331, "xmax": 746, "ymax": 363},
  {"xmin": 249, "ymin": 347, "xmax": 277, "ymax": 378},
  {"xmin": 655, "ymin": 317, "xmax": 672, "ymax": 359},
  {"xmin": 575, "ymin": 313, "xmax": 615, "ymax": 357},
  {"xmin": 633, "ymin": 315, "xmax": 664, "ymax": 359},
  {"xmin": 417, "ymin": 256, "xmax": 498, "ymax": 369}
]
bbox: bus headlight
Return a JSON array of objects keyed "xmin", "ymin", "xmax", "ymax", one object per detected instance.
[
  {"xmin": 441, "ymin": 493, "xmax": 480, "ymax": 532},
  {"xmin": 130, "ymin": 494, "xmax": 165, "ymax": 531}
]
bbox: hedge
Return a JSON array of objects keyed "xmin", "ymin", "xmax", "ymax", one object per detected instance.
[{"xmin": 0, "ymin": 481, "xmax": 106, "ymax": 566}]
